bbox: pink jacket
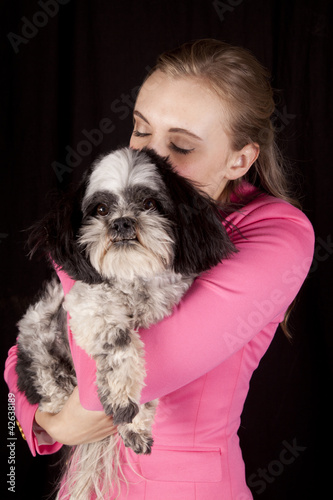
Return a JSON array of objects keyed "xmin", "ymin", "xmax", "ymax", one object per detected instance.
[{"xmin": 4, "ymin": 184, "xmax": 315, "ymax": 499}]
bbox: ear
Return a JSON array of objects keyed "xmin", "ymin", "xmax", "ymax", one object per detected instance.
[
  {"xmin": 142, "ymin": 148, "xmax": 237, "ymax": 276},
  {"xmin": 225, "ymin": 143, "xmax": 260, "ymax": 181},
  {"xmin": 28, "ymin": 178, "xmax": 102, "ymax": 284},
  {"xmin": 172, "ymin": 188, "xmax": 237, "ymax": 275}
]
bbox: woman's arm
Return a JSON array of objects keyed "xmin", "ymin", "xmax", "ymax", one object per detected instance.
[
  {"xmin": 4, "ymin": 346, "xmax": 116, "ymax": 451},
  {"xmin": 35, "ymin": 387, "xmax": 116, "ymax": 446}
]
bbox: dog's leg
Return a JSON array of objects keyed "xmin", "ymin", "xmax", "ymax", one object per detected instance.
[
  {"xmin": 117, "ymin": 400, "xmax": 158, "ymax": 454},
  {"xmin": 94, "ymin": 328, "xmax": 146, "ymax": 425},
  {"xmin": 16, "ymin": 277, "xmax": 77, "ymax": 414},
  {"xmin": 65, "ymin": 282, "xmax": 148, "ymax": 425}
]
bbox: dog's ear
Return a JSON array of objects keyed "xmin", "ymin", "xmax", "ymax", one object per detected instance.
[
  {"xmin": 171, "ymin": 186, "xmax": 237, "ymax": 276},
  {"xmin": 28, "ymin": 176, "xmax": 102, "ymax": 284},
  {"xmin": 141, "ymin": 148, "xmax": 237, "ymax": 276}
]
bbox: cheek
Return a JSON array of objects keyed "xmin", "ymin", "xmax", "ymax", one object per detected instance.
[{"xmin": 171, "ymin": 158, "xmax": 203, "ymax": 184}]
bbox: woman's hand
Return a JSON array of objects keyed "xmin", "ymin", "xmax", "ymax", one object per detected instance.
[{"xmin": 35, "ymin": 387, "xmax": 117, "ymax": 446}]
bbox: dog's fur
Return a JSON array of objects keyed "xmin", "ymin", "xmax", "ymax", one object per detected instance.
[{"xmin": 16, "ymin": 147, "xmax": 236, "ymax": 499}]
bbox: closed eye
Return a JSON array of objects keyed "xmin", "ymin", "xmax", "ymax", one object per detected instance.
[
  {"xmin": 133, "ymin": 131, "xmax": 194, "ymax": 155},
  {"xmin": 133, "ymin": 130, "xmax": 151, "ymax": 138},
  {"xmin": 170, "ymin": 143, "xmax": 194, "ymax": 155}
]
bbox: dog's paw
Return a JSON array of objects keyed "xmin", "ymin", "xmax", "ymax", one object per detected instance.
[
  {"xmin": 113, "ymin": 400, "xmax": 139, "ymax": 424},
  {"xmin": 122, "ymin": 431, "xmax": 154, "ymax": 455}
]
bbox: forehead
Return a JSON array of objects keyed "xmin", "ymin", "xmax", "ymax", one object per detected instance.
[
  {"xmin": 84, "ymin": 149, "xmax": 161, "ymax": 200},
  {"xmin": 136, "ymin": 71, "xmax": 226, "ymax": 135}
]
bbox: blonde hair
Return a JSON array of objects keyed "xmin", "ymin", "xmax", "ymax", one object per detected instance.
[
  {"xmin": 146, "ymin": 39, "xmax": 299, "ymax": 337},
  {"xmin": 147, "ymin": 38, "xmax": 300, "ymax": 210}
]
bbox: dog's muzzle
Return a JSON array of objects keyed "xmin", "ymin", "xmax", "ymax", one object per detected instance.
[{"xmin": 110, "ymin": 217, "xmax": 137, "ymax": 242}]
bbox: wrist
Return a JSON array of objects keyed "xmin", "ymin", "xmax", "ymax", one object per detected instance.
[{"xmin": 34, "ymin": 408, "xmax": 57, "ymax": 438}]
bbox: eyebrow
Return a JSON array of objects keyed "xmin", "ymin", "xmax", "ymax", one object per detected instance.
[{"xmin": 133, "ymin": 110, "xmax": 203, "ymax": 141}]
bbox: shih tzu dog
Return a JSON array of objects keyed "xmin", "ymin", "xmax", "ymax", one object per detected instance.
[{"xmin": 15, "ymin": 147, "xmax": 236, "ymax": 499}]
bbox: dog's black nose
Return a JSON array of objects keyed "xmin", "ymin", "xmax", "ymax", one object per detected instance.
[{"xmin": 110, "ymin": 217, "xmax": 136, "ymax": 240}]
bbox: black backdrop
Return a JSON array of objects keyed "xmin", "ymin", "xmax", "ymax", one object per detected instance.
[{"xmin": 1, "ymin": 1, "xmax": 332, "ymax": 499}]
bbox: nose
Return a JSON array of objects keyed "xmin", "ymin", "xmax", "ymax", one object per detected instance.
[{"xmin": 110, "ymin": 217, "xmax": 136, "ymax": 240}]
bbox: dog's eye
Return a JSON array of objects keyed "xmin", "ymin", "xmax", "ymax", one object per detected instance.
[
  {"xmin": 143, "ymin": 198, "xmax": 157, "ymax": 211},
  {"xmin": 96, "ymin": 203, "xmax": 109, "ymax": 216}
]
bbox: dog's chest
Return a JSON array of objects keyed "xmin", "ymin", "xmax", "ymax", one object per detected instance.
[
  {"xmin": 63, "ymin": 274, "xmax": 190, "ymax": 347},
  {"xmin": 64, "ymin": 280, "xmax": 146, "ymax": 325}
]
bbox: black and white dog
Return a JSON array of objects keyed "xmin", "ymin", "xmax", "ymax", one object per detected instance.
[{"xmin": 16, "ymin": 147, "xmax": 236, "ymax": 499}]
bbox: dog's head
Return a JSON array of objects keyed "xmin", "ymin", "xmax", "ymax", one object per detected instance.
[{"xmin": 30, "ymin": 148, "xmax": 236, "ymax": 282}]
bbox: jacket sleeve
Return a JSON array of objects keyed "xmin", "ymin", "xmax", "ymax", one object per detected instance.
[
  {"xmin": 57, "ymin": 197, "xmax": 315, "ymax": 409},
  {"xmin": 4, "ymin": 344, "xmax": 63, "ymax": 456}
]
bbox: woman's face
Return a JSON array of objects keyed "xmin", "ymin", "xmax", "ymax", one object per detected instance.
[{"xmin": 129, "ymin": 70, "xmax": 238, "ymax": 200}]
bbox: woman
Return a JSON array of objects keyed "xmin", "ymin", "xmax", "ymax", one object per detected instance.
[{"xmin": 5, "ymin": 39, "xmax": 314, "ymax": 499}]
